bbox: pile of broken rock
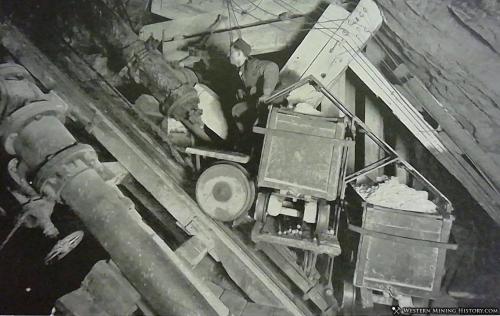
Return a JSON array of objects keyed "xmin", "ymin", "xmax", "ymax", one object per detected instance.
[{"xmin": 355, "ymin": 177, "xmax": 437, "ymax": 214}]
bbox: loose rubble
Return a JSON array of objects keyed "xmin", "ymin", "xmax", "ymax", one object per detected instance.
[{"xmin": 355, "ymin": 177, "xmax": 437, "ymax": 213}]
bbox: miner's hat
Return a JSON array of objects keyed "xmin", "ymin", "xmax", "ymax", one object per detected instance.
[{"xmin": 231, "ymin": 38, "xmax": 251, "ymax": 56}]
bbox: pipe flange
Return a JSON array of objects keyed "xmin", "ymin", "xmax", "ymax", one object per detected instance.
[
  {"xmin": 34, "ymin": 144, "xmax": 104, "ymax": 200},
  {"xmin": 0, "ymin": 100, "xmax": 68, "ymax": 155}
]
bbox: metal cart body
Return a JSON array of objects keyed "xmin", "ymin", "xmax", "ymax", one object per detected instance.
[
  {"xmin": 350, "ymin": 202, "xmax": 455, "ymax": 305},
  {"xmin": 256, "ymin": 108, "xmax": 349, "ymax": 201},
  {"xmin": 251, "ymin": 106, "xmax": 352, "ymax": 257}
]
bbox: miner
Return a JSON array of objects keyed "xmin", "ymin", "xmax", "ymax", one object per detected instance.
[{"xmin": 228, "ymin": 38, "xmax": 279, "ymax": 135}]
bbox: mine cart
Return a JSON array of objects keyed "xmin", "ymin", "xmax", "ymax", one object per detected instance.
[
  {"xmin": 251, "ymin": 106, "xmax": 352, "ymax": 256},
  {"xmin": 347, "ymin": 201, "xmax": 456, "ymax": 308},
  {"xmin": 344, "ymin": 162, "xmax": 456, "ymax": 309},
  {"xmin": 251, "ymin": 76, "xmax": 457, "ymax": 312}
]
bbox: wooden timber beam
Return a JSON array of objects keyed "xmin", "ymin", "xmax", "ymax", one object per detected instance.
[
  {"xmin": 142, "ymin": 0, "xmax": 324, "ymax": 56},
  {"xmin": 280, "ymin": 0, "xmax": 383, "ymax": 113},
  {"xmin": 281, "ymin": 0, "xmax": 383, "ymax": 87},
  {"xmin": 140, "ymin": 13, "xmax": 310, "ymax": 56},
  {"xmin": 150, "ymin": 0, "xmax": 321, "ymax": 20}
]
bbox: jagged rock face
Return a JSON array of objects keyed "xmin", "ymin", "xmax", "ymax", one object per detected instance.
[{"xmin": 373, "ymin": 0, "xmax": 500, "ymax": 167}]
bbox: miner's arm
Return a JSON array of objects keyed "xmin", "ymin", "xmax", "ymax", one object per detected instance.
[{"xmin": 260, "ymin": 61, "xmax": 279, "ymax": 103}]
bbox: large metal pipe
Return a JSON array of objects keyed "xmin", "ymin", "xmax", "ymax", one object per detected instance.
[
  {"xmin": 13, "ymin": 115, "xmax": 76, "ymax": 170},
  {"xmin": 59, "ymin": 169, "xmax": 214, "ymax": 315},
  {"xmin": 0, "ymin": 63, "xmax": 219, "ymax": 316},
  {"xmin": 74, "ymin": 0, "xmax": 199, "ymax": 114}
]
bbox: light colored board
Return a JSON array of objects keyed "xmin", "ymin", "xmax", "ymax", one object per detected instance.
[
  {"xmin": 193, "ymin": 17, "xmax": 306, "ymax": 56},
  {"xmin": 394, "ymin": 133, "xmax": 411, "ymax": 185},
  {"xmin": 364, "ymin": 93, "xmax": 384, "ymax": 176},
  {"xmin": 345, "ymin": 73, "xmax": 357, "ymax": 173},
  {"xmin": 281, "ymin": 0, "xmax": 383, "ymax": 89},
  {"xmin": 323, "ymin": 71, "xmax": 345, "ymax": 117},
  {"xmin": 151, "ymin": 0, "xmax": 319, "ymax": 20},
  {"xmin": 145, "ymin": 0, "xmax": 322, "ymax": 56},
  {"xmin": 140, "ymin": 14, "xmax": 309, "ymax": 56},
  {"xmin": 102, "ymin": 161, "xmax": 129, "ymax": 186}
]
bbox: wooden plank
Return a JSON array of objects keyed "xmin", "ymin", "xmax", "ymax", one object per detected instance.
[
  {"xmin": 394, "ymin": 132, "xmax": 411, "ymax": 185},
  {"xmin": 101, "ymin": 161, "xmax": 130, "ymax": 186},
  {"xmin": 345, "ymin": 73, "xmax": 357, "ymax": 173},
  {"xmin": 145, "ymin": 0, "xmax": 322, "ymax": 56},
  {"xmin": 185, "ymin": 147, "xmax": 250, "ymax": 164},
  {"xmin": 80, "ymin": 260, "xmax": 141, "ymax": 315},
  {"xmin": 138, "ymin": 220, "xmax": 231, "ymax": 316},
  {"xmin": 121, "ymin": 178, "xmax": 188, "ymax": 246},
  {"xmin": 140, "ymin": 15, "xmax": 309, "ymax": 56},
  {"xmin": 56, "ymin": 288, "xmax": 111, "ymax": 316},
  {"xmin": 151, "ymin": 0, "xmax": 319, "ymax": 20},
  {"xmin": 1, "ymin": 24, "xmax": 308, "ymax": 316},
  {"xmin": 215, "ymin": 222, "xmax": 314, "ymax": 316},
  {"xmin": 176, "ymin": 235, "xmax": 209, "ymax": 267},
  {"xmin": 170, "ymin": 18, "xmax": 307, "ymax": 57},
  {"xmin": 258, "ymin": 243, "xmax": 332, "ymax": 312},
  {"xmin": 363, "ymin": 93, "xmax": 384, "ymax": 173},
  {"xmin": 281, "ymin": 0, "xmax": 383, "ymax": 91},
  {"xmin": 259, "ymin": 244, "xmax": 313, "ymax": 292},
  {"xmin": 220, "ymin": 290, "xmax": 248, "ymax": 316}
]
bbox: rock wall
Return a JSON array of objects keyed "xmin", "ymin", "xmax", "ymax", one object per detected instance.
[{"xmin": 371, "ymin": 0, "xmax": 500, "ymax": 180}]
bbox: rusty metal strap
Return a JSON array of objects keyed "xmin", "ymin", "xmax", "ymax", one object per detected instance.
[{"xmin": 348, "ymin": 224, "xmax": 458, "ymax": 250}]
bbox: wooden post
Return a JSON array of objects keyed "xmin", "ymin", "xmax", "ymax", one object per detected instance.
[
  {"xmin": 363, "ymin": 93, "xmax": 384, "ymax": 177},
  {"xmin": 395, "ymin": 133, "xmax": 411, "ymax": 185},
  {"xmin": 345, "ymin": 72, "xmax": 357, "ymax": 173}
]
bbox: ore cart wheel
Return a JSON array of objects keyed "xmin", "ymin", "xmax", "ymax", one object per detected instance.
[
  {"xmin": 196, "ymin": 162, "xmax": 255, "ymax": 222},
  {"xmin": 340, "ymin": 281, "xmax": 357, "ymax": 314},
  {"xmin": 316, "ymin": 199, "xmax": 331, "ymax": 236},
  {"xmin": 254, "ymin": 192, "xmax": 270, "ymax": 222}
]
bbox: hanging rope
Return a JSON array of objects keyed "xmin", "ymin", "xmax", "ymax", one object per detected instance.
[
  {"xmin": 231, "ymin": 0, "xmax": 347, "ymax": 33},
  {"xmin": 226, "ymin": 0, "xmax": 234, "ymax": 45},
  {"xmin": 228, "ymin": 0, "xmax": 243, "ymax": 38},
  {"xmin": 240, "ymin": 0, "xmax": 265, "ymax": 15}
]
